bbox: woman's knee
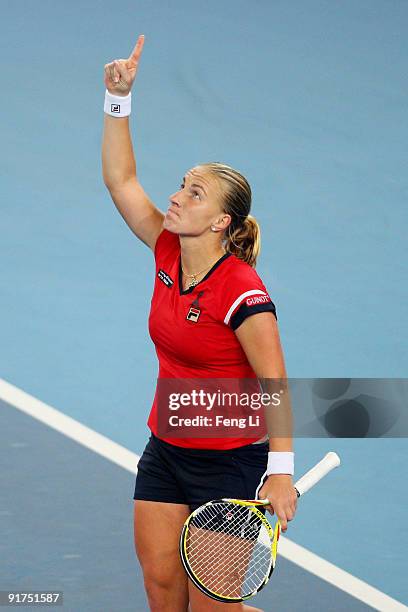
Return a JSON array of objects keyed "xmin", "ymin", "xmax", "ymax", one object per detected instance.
[
  {"xmin": 142, "ymin": 562, "xmax": 188, "ymax": 611},
  {"xmin": 133, "ymin": 501, "xmax": 190, "ymax": 610},
  {"xmin": 141, "ymin": 559, "xmax": 183, "ymax": 591}
]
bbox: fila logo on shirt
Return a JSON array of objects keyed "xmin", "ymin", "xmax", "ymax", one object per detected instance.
[
  {"xmin": 110, "ymin": 104, "xmax": 121, "ymax": 113},
  {"xmin": 186, "ymin": 291, "xmax": 204, "ymax": 323},
  {"xmin": 157, "ymin": 269, "xmax": 174, "ymax": 288}
]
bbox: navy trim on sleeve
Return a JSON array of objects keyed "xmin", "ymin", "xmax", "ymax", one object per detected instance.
[{"xmin": 230, "ymin": 301, "xmax": 277, "ymax": 331}]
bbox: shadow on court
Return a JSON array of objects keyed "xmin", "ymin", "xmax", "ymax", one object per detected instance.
[{"xmin": 1, "ymin": 401, "xmax": 374, "ymax": 611}]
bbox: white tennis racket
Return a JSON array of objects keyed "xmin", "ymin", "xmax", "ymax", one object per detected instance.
[{"xmin": 179, "ymin": 451, "xmax": 340, "ymax": 603}]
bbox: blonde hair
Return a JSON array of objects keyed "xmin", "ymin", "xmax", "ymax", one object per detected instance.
[{"xmin": 199, "ymin": 162, "xmax": 261, "ymax": 267}]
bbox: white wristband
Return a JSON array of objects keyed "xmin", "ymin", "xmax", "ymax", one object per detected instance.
[
  {"xmin": 267, "ymin": 451, "xmax": 294, "ymax": 475},
  {"xmin": 104, "ymin": 90, "xmax": 131, "ymax": 117}
]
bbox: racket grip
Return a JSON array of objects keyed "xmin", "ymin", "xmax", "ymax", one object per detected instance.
[
  {"xmin": 256, "ymin": 451, "xmax": 340, "ymax": 505},
  {"xmin": 294, "ymin": 452, "xmax": 340, "ymax": 497}
]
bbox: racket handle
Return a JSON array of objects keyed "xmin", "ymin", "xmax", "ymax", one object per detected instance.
[
  {"xmin": 256, "ymin": 451, "xmax": 340, "ymax": 505},
  {"xmin": 294, "ymin": 451, "xmax": 340, "ymax": 497}
]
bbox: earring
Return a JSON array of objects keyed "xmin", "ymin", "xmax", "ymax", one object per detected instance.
[{"xmin": 211, "ymin": 226, "xmax": 217, "ymax": 232}]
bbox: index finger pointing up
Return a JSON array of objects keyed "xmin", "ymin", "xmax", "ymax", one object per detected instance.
[{"xmin": 128, "ymin": 35, "xmax": 145, "ymax": 64}]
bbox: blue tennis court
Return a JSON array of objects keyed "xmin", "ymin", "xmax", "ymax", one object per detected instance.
[{"xmin": 1, "ymin": 1, "xmax": 407, "ymax": 610}]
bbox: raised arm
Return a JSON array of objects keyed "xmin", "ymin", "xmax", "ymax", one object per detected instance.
[{"xmin": 102, "ymin": 35, "xmax": 164, "ymax": 251}]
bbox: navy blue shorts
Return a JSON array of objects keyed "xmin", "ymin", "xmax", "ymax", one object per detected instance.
[{"xmin": 133, "ymin": 433, "xmax": 269, "ymax": 511}]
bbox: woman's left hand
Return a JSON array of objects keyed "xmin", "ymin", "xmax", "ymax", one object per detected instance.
[{"xmin": 258, "ymin": 474, "xmax": 298, "ymax": 532}]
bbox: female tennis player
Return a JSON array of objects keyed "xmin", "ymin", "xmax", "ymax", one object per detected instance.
[{"xmin": 102, "ymin": 35, "xmax": 298, "ymax": 612}]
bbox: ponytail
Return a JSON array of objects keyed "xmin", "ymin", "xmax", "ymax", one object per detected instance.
[
  {"xmin": 224, "ymin": 214, "xmax": 261, "ymax": 268},
  {"xmin": 197, "ymin": 162, "xmax": 261, "ymax": 267}
]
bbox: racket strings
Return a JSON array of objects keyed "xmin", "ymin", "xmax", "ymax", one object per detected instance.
[
  {"xmin": 189, "ymin": 506, "xmax": 246, "ymax": 544},
  {"xmin": 185, "ymin": 502, "xmax": 272, "ymax": 597},
  {"xmin": 193, "ymin": 538, "xmax": 268, "ymax": 595},
  {"xmin": 187, "ymin": 526, "xmax": 269, "ymax": 595},
  {"xmin": 188, "ymin": 516, "xmax": 257, "ymax": 569},
  {"xmin": 188, "ymin": 528, "xmax": 252, "ymax": 586},
  {"xmin": 194, "ymin": 537, "xmax": 270, "ymax": 595},
  {"xmin": 189, "ymin": 504, "xmax": 259, "ymax": 547},
  {"xmin": 187, "ymin": 506, "xmax": 257, "ymax": 570}
]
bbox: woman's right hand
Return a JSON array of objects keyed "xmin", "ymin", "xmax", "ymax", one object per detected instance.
[{"xmin": 104, "ymin": 35, "xmax": 145, "ymax": 97}]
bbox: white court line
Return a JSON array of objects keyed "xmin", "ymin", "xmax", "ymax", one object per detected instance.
[
  {"xmin": 278, "ymin": 538, "xmax": 408, "ymax": 612},
  {"xmin": 1, "ymin": 377, "xmax": 407, "ymax": 612},
  {"xmin": 0, "ymin": 378, "xmax": 138, "ymax": 473}
]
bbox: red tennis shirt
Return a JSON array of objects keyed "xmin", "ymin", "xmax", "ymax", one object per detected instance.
[{"xmin": 147, "ymin": 228, "xmax": 277, "ymax": 449}]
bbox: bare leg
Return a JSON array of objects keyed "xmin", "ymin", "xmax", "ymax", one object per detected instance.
[
  {"xmin": 134, "ymin": 500, "xmax": 190, "ymax": 612},
  {"xmin": 189, "ymin": 582, "xmax": 263, "ymax": 611}
]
